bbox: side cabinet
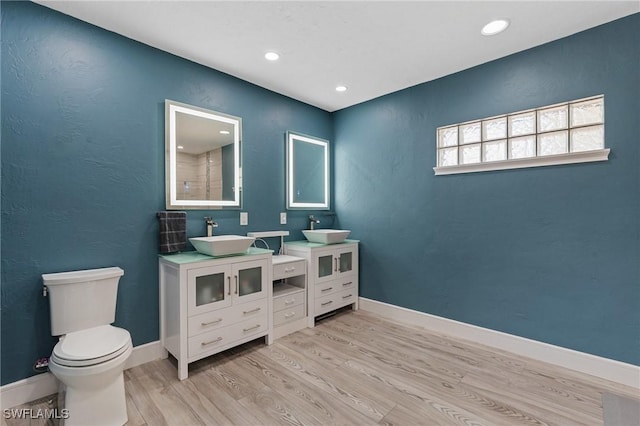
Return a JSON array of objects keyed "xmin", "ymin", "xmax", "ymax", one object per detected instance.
[
  {"xmin": 284, "ymin": 240, "xmax": 358, "ymax": 327},
  {"xmin": 159, "ymin": 250, "xmax": 272, "ymax": 380}
]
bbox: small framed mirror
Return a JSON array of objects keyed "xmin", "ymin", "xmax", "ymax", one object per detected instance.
[
  {"xmin": 165, "ymin": 100, "xmax": 242, "ymax": 209},
  {"xmin": 286, "ymin": 131, "xmax": 329, "ymax": 210}
]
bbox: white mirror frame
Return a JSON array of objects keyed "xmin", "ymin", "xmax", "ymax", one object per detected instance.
[
  {"xmin": 286, "ymin": 131, "xmax": 330, "ymax": 210},
  {"xmin": 165, "ymin": 100, "xmax": 242, "ymax": 209}
]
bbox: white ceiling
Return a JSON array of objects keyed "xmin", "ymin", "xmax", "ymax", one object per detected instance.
[{"xmin": 37, "ymin": 1, "xmax": 639, "ymax": 112}]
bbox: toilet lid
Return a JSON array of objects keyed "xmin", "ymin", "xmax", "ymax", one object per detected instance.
[{"xmin": 52, "ymin": 325, "xmax": 131, "ymax": 367}]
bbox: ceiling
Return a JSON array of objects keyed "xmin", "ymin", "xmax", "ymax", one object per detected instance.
[{"xmin": 37, "ymin": 1, "xmax": 639, "ymax": 112}]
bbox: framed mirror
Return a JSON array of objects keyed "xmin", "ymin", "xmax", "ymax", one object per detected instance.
[
  {"xmin": 165, "ymin": 100, "xmax": 242, "ymax": 209},
  {"xmin": 286, "ymin": 131, "xmax": 329, "ymax": 210}
]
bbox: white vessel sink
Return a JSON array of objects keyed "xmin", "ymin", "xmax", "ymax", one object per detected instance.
[
  {"xmin": 302, "ymin": 229, "xmax": 351, "ymax": 244},
  {"xmin": 189, "ymin": 235, "xmax": 255, "ymax": 256}
]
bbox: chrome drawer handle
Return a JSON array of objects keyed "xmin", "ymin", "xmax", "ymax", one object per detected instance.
[
  {"xmin": 342, "ymin": 294, "xmax": 353, "ymax": 299},
  {"xmin": 342, "ymin": 282, "xmax": 352, "ymax": 286},
  {"xmin": 201, "ymin": 318, "xmax": 222, "ymax": 326},
  {"xmin": 243, "ymin": 307, "xmax": 261, "ymax": 314},
  {"xmin": 321, "ymin": 301, "xmax": 333, "ymax": 306},
  {"xmin": 284, "ymin": 299, "xmax": 295, "ymax": 305},
  {"xmin": 201, "ymin": 337, "xmax": 222, "ymax": 346},
  {"xmin": 321, "ymin": 287, "xmax": 333, "ymax": 292},
  {"xmin": 243, "ymin": 324, "xmax": 261, "ymax": 332},
  {"xmin": 284, "ymin": 312, "xmax": 296, "ymax": 319}
]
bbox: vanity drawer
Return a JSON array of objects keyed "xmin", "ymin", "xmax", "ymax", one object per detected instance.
[
  {"xmin": 273, "ymin": 289, "xmax": 304, "ymax": 312},
  {"xmin": 315, "ymin": 278, "xmax": 355, "ymax": 298},
  {"xmin": 188, "ymin": 314, "xmax": 267, "ymax": 359},
  {"xmin": 273, "ymin": 260, "xmax": 306, "ymax": 280},
  {"xmin": 273, "ymin": 304, "xmax": 305, "ymax": 327},
  {"xmin": 188, "ymin": 299, "xmax": 266, "ymax": 337},
  {"xmin": 315, "ymin": 289, "xmax": 357, "ymax": 316}
]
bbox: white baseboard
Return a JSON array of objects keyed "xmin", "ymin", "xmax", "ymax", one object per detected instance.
[
  {"xmin": 359, "ymin": 298, "xmax": 640, "ymax": 389},
  {"xmin": 0, "ymin": 341, "xmax": 164, "ymax": 410}
]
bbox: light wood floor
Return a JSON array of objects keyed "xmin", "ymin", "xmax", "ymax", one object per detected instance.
[{"xmin": 5, "ymin": 309, "xmax": 639, "ymax": 425}]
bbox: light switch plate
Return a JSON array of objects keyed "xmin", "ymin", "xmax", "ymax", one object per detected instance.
[
  {"xmin": 240, "ymin": 212, "xmax": 248, "ymax": 226},
  {"xmin": 280, "ymin": 212, "xmax": 287, "ymax": 225}
]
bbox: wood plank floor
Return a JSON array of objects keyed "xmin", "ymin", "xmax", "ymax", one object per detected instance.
[{"xmin": 5, "ymin": 309, "xmax": 639, "ymax": 425}]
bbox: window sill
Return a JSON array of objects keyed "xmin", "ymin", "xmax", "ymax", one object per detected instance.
[{"xmin": 433, "ymin": 148, "xmax": 610, "ymax": 176}]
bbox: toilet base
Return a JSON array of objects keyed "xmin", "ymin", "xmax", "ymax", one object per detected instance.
[{"xmin": 59, "ymin": 373, "xmax": 127, "ymax": 426}]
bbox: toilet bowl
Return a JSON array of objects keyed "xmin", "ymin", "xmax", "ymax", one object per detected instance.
[{"xmin": 43, "ymin": 267, "xmax": 131, "ymax": 426}]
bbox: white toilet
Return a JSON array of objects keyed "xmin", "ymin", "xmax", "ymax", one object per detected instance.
[{"xmin": 43, "ymin": 267, "xmax": 132, "ymax": 426}]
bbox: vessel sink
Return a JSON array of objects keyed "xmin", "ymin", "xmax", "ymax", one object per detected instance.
[
  {"xmin": 189, "ymin": 235, "xmax": 255, "ymax": 256},
  {"xmin": 302, "ymin": 229, "xmax": 351, "ymax": 244}
]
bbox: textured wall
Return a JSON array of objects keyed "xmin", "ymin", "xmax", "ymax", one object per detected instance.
[
  {"xmin": 1, "ymin": 1, "xmax": 332, "ymax": 385},
  {"xmin": 334, "ymin": 13, "xmax": 639, "ymax": 365}
]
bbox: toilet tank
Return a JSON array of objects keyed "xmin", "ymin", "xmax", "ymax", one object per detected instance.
[{"xmin": 42, "ymin": 267, "xmax": 124, "ymax": 336}]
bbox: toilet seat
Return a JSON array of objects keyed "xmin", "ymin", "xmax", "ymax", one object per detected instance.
[{"xmin": 52, "ymin": 325, "xmax": 131, "ymax": 367}]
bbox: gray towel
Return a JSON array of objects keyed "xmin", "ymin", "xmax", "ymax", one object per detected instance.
[{"xmin": 157, "ymin": 211, "xmax": 187, "ymax": 253}]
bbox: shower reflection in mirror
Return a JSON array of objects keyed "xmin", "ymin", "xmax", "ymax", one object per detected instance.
[{"xmin": 165, "ymin": 100, "xmax": 242, "ymax": 209}]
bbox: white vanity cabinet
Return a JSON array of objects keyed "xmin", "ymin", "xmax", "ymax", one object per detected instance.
[
  {"xmin": 159, "ymin": 249, "xmax": 272, "ymax": 380},
  {"xmin": 272, "ymin": 255, "xmax": 307, "ymax": 339},
  {"xmin": 284, "ymin": 240, "xmax": 358, "ymax": 326}
]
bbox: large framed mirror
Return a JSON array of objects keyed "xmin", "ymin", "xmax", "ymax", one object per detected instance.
[
  {"xmin": 165, "ymin": 100, "xmax": 242, "ymax": 209},
  {"xmin": 286, "ymin": 131, "xmax": 330, "ymax": 210}
]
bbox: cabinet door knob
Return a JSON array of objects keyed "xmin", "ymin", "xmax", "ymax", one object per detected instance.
[
  {"xmin": 201, "ymin": 337, "xmax": 223, "ymax": 346},
  {"xmin": 201, "ymin": 318, "xmax": 222, "ymax": 326}
]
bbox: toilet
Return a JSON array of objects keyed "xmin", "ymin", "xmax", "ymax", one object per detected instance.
[{"xmin": 43, "ymin": 267, "xmax": 132, "ymax": 426}]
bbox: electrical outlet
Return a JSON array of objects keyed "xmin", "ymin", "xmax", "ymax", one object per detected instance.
[
  {"xmin": 280, "ymin": 212, "xmax": 287, "ymax": 225},
  {"xmin": 240, "ymin": 212, "xmax": 248, "ymax": 226}
]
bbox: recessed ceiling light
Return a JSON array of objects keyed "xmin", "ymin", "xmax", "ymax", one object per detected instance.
[
  {"xmin": 264, "ymin": 51, "xmax": 280, "ymax": 61},
  {"xmin": 335, "ymin": 85, "xmax": 348, "ymax": 92},
  {"xmin": 219, "ymin": 130, "xmax": 230, "ymax": 135},
  {"xmin": 481, "ymin": 19, "xmax": 510, "ymax": 36},
  {"xmin": 177, "ymin": 145, "xmax": 184, "ymax": 150}
]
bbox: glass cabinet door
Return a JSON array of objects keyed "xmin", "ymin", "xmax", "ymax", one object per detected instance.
[
  {"xmin": 338, "ymin": 251, "xmax": 353, "ymax": 274},
  {"xmin": 188, "ymin": 265, "xmax": 231, "ymax": 315},
  {"xmin": 316, "ymin": 253, "xmax": 335, "ymax": 283},
  {"xmin": 232, "ymin": 259, "xmax": 268, "ymax": 304}
]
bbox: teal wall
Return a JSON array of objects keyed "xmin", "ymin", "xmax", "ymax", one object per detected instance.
[
  {"xmin": 1, "ymin": 1, "xmax": 638, "ymax": 387},
  {"xmin": 333, "ymin": 13, "xmax": 639, "ymax": 365},
  {"xmin": 0, "ymin": 1, "xmax": 332, "ymax": 385}
]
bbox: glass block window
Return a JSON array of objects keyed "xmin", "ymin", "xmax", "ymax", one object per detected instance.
[{"xmin": 436, "ymin": 95, "xmax": 605, "ymax": 171}]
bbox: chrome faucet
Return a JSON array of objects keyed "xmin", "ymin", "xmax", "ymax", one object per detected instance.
[
  {"xmin": 204, "ymin": 217, "xmax": 218, "ymax": 237},
  {"xmin": 308, "ymin": 215, "xmax": 320, "ymax": 230}
]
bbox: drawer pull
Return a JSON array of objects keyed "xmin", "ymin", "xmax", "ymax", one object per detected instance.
[
  {"xmin": 284, "ymin": 299, "xmax": 295, "ymax": 305},
  {"xmin": 321, "ymin": 287, "xmax": 333, "ymax": 292},
  {"xmin": 334, "ymin": 258, "xmax": 338, "ymax": 272},
  {"xmin": 342, "ymin": 282, "xmax": 353, "ymax": 286},
  {"xmin": 243, "ymin": 324, "xmax": 261, "ymax": 332},
  {"xmin": 285, "ymin": 267, "xmax": 296, "ymax": 273},
  {"xmin": 321, "ymin": 300, "xmax": 333, "ymax": 306},
  {"xmin": 243, "ymin": 307, "xmax": 261, "ymax": 314},
  {"xmin": 284, "ymin": 312, "xmax": 296, "ymax": 319},
  {"xmin": 227, "ymin": 276, "xmax": 231, "ymax": 296},
  {"xmin": 342, "ymin": 294, "xmax": 353, "ymax": 299},
  {"xmin": 201, "ymin": 318, "xmax": 223, "ymax": 326},
  {"xmin": 201, "ymin": 337, "xmax": 223, "ymax": 346},
  {"xmin": 234, "ymin": 275, "xmax": 239, "ymax": 295}
]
